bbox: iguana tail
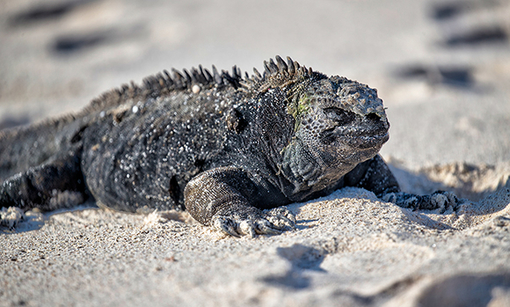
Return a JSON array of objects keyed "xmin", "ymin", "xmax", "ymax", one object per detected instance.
[
  {"xmin": 0, "ymin": 114, "xmax": 84, "ymax": 180},
  {"xmin": 0, "ymin": 115, "xmax": 89, "ymax": 212}
]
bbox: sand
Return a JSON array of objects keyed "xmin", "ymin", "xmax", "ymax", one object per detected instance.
[{"xmin": 1, "ymin": 0, "xmax": 510, "ymax": 306}]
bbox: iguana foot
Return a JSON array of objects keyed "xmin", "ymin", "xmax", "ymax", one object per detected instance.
[
  {"xmin": 0, "ymin": 207, "xmax": 25, "ymax": 230},
  {"xmin": 264, "ymin": 207, "xmax": 296, "ymax": 229},
  {"xmin": 212, "ymin": 207, "xmax": 296, "ymax": 237},
  {"xmin": 383, "ymin": 190, "xmax": 459, "ymax": 213}
]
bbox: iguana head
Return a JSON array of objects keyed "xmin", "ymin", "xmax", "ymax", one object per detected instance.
[
  {"xmin": 291, "ymin": 74, "xmax": 389, "ymax": 155},
  {"xmin": 251, "ymin": 56, "xmax": 389, "ymax": 199}
]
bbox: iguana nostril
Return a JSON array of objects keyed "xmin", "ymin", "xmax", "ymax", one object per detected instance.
[{"xmin": 367, "ymin": 113, "xmax": 380, "ymax": 122}]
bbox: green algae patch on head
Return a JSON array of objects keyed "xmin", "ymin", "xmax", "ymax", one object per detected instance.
[{"xmin": 287, "ymin": 93, "xmax": 312, "ymax": 132}]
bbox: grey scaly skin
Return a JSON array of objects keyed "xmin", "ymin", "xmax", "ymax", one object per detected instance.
[{"xmin": 0, "ymin": 56, "xmax": 458, "ymax": 236}]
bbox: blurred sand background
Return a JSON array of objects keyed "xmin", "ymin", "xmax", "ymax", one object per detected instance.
[{"xmin": 1, "ymin": 0, "xmax": 510, "ymax": 306}]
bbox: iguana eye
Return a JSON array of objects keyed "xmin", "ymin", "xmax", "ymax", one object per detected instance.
[
  {"xmin": 320, "ymin": 127, "xmax": 336, "ymax": 145},
  {"xmin": 323, "ymin": 107, "xmax": 355, "ymax": 125}
]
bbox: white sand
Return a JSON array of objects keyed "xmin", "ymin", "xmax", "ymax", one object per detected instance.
[{"xmin": 1, "ymin": 0, "xmax": 510, "ymax": 306}]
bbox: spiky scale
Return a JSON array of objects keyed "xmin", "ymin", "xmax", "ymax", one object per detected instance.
[
  {"xmin": 286, "ymin": 56, "xmax": 295, "ymax": 74},
  {"xmin": 202, "ymin": 66, "xmax": 213, "ymax": 83},
  {"xmin": 268, "ymin": 58, "xmax": 278, "ymax": 73},
  {"xmin": 190, "ymin": 67, "xmax": 204, "ymax": 84},
  {"xmin": 275, "ymin": 55, "xmax": 288, "ymax": 73},
  {"xmin": 197, "ymin": 65, "xmax": 208, "ymax": 83},
  {"xmin": 183, "ymin": 69, "xmax": 193, "ymax": 85},
  {"xmin": 212, "ymin": 65, "xmax": 223, "ymax": 84},
  {"xmin": 253, "ymin": 67, "xmax": 262, "ymax": 79},
  {"xmin": 172, "ymin": 68, "xmax": 185, "ymax": 88},
  {"xmin": 163, "ymin": 70, "xmax": 174, "ymax": 86},
  {"xmin": 232, "ymin": 65, "xmax": 242, "ymax": 79},
  {"xmin": 264, "ymin": 60, "xmax": 272, "ymax": 75}
]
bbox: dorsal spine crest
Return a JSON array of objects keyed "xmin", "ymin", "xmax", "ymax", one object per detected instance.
[{"xmin": 84, "ymin": 56, "xmax": 323, "ymax": 116}]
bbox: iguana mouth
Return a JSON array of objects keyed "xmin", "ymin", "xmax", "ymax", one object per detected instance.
[
  {"xmin": 321, "ymin": 127, "xmax": 389, "ymax": 149},
  {"xmin": 343, "ymin": 132, "xmax": 389, "ymax": 149}
]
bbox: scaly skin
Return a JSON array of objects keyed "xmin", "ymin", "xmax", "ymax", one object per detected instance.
[{"xmin": 0, "ymin": 56, "xmax": 458, "ymax": 236}]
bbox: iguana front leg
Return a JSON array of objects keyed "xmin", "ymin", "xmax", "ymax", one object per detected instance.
[
  {"xmin": 346, "ymin": 155, "xmax": 459, "ymax": 212},
  {"xmin": 184, "ymin": 167, "xmax": 295, "ymax": 237}
]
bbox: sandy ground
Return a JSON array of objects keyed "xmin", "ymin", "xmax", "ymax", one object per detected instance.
[{"xmin": 1, "ymin": 0, "xmax": 510, "ymax": 306}]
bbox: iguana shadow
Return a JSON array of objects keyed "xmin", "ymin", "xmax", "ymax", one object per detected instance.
[{"xmin": 261, "ymin": 243, "xmax": 326, "ymax": 289}]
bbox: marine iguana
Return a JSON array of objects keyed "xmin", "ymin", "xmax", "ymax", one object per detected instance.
[{"xmin": 0, "ymin": 56, "xmax": 458, "ymax": 236}]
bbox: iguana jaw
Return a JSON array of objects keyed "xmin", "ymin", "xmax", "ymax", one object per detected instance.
[
  {"xmin": 320, "ymin": 122, "xmax": 389, "ymax": 150},
  {"xmin": 339, "ymin": 131, "xmax": 389, "ymax": 150}
]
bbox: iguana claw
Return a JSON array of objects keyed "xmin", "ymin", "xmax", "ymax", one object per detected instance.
[
  {"xmin": 211, "ymin": 207, "xmax": 296, "ymax": 237},
  {"xmin": 383, "ymin": 190, "xmax": 460, "ymax": 212}
]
